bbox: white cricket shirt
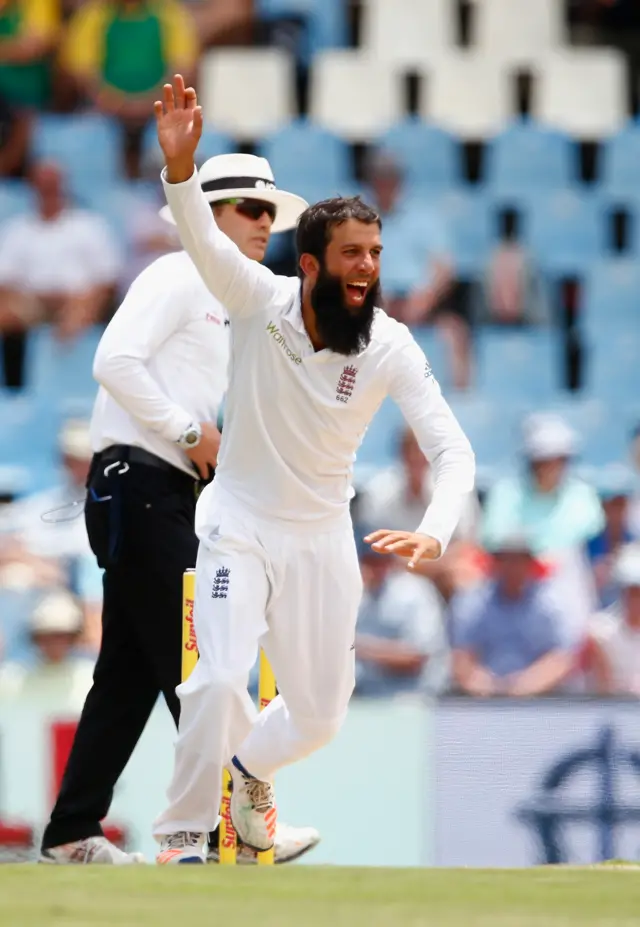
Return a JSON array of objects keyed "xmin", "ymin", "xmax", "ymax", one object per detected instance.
[
  {"xmin": 91, "ymin": 249, "xmax": 229, "ymax": 477},
  {"xmin": 162, "ymin": 170, "xmax": 475, "ymax": 550}
]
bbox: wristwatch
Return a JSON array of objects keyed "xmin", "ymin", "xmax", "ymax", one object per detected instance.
[{"xmin": 176, "ymin": 422, "xmax": 202, "ymax": 449}]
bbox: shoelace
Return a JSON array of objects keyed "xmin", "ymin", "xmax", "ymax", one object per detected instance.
[
  {"xmin": 164, "ymin": 832, "xmax": 201, "ymax": 850},
  {"xmin": 244, "ymin": 779, "xmax": 274, "ymax": 814}
]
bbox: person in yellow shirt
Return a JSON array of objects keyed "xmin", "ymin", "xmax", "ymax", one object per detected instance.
[
  {"xmin": 0, "ymin": 0, "xmax": 59, "ymax": 108},
  {"xmin": 60, "ymin": 0, "xmax": 199, "ymax": 127}
]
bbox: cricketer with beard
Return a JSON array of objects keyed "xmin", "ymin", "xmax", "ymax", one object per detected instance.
[{"xmin": 152, "ymin": 76, "xmax": 476, "ymax": 864}]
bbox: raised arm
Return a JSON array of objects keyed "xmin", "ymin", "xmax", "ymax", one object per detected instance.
[{"xmin": 155, "ymin": 75, "xmax": 284, "ymax": 318}]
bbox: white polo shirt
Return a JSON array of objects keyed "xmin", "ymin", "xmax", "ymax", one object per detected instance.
[
  {"xmin": 90, "ymin": 249, "xmax": 229, "ymax": 477},
  {"xmin": 0, "ymin": 209, "xmax": 122, "ymax": 293},
  {"xmin": 590, "ymin": 607, "xmax": 640, "ymax": 695},
  {"xmin": 162, "ymin": 170, "xmax": 475, "ymax": 550}
]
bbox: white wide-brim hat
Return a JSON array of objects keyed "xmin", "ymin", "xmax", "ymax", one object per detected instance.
[
  {"xmin": 521, "ymin": 412, "xmax": 578, "ymax": 461},
  {"xmin": 29, "ymin": 589, "xmax": 83, "ymax": 636},
  {"xmin": 58, "ymin": 418, "xmax": 92, "ymax": 461},
  {"xmin": 160, "ymin": 153, "xmax": 308, "ymax": 234},
  {"xmin": 613, "ymin": 542, "xmax": 640, "ymax": 588}
]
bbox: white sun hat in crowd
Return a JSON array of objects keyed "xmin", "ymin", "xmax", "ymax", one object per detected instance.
[
  {"xmin": 160, "ymin": 153, "xmax": 309, "ymax": 233},
  {"xmin": 521, "ymin": 412, "xmax": 578, "ymax": 461},
  {"xmin": 29, "ymin": 590, "xmax": 83, "ymax": 636},
  {"xmin": 59, "ymin": 419, "xmax": 93, "ymax": 461},
  {"xmin": 612, "ymin": 543, "xmax": 640, "ymax": 589}
]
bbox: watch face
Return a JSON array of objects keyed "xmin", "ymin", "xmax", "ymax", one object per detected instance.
[{"xmin": 186, "ymin": 431, "xmax": 198, "ymax": 445}]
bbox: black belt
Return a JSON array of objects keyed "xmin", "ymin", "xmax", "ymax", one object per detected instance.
[
  {"xmin": 94, "ymin": 445, "xmax": 191, "ymax": 475},
  {"xmin": 93, "ymin": 445, "xmax": 213, "ymax": 496}
]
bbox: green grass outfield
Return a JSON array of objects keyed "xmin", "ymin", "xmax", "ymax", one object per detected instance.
[{"xmin": 1, "ymin": 865, "xmax": 640, "ymax": 927}]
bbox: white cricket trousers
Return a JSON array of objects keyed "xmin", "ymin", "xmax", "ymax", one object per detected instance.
[{"xmin": 153, "ymin": 493, "xmax": 363, "ymax": 837}]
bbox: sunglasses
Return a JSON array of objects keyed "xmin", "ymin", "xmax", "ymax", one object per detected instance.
[{"xmin": 216, "ymin": 198, "xmax": 277, "ymax": 223}]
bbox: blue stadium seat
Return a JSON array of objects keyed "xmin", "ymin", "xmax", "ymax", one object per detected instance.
[
  {"xmin": 525, "ymin": 190, "xmax": 604, "ymax": 275},
  {"xmin": 411, "ymin": 325, "xmax": 451, "ymax": 390},
  {"xmin": 475, "ymin": 327, "xmax": 564, "ymax": 401},
  {"xmin": 600, "ymin": 122, "xmax": 640, "ymax": 200},
  {"xmin": 256, "ymin": 0, "xmax": 348, "ymax": 61},
  {"xmin": 356, "ymin": 396, "xmax": 403, "ymax": 470},
  {"xmin": 0, "ymin": 391, "xmax": 62, "ymax": 492},
  {"xmin": 483, "ymin": 120, "xmax": 575, "ymax": 200},
  {"xmin": 0, "ymin": 180, "xmax": 35, "ymax": 225},
  {"xmin": 32, "ymin": 114, "xmax": 125, "ymax": 202},
  {"xmin": 23, "ymin": 325, "xmax": 103, "ymax": 411},
  {"xmin": 580, "ymin": 259, "xmax": 640, "ymax": 340},
  {"xmin": 377, "ymin": 204, "xmax": 450, "ymax": 297},
  {"xmin": 259, "ymin": 119, "xmax": 353, "ymax": 202},
  {"xmin": 375, "ymin": 118, "xmax": 460, "ymax": 195},
  {"xmin": 437, "ymin": 191, "xmax": 494, "ymax": 277},
  {"xmin": 140, "ymin": 120, "xmax": 235, "ymax": 171},
  {"xmin": 582, "ymin": 328, "xmax": 640, "ymax": 403},
  {"xmin": 356, "ymin": 328, "xmax": 450, "ymax": 471},
  {"xmin": 448, "ymin": 394, "xmax": 530, "ymax": 484},
  {"xmin": 84, "ymin": 181, "xmax": 159, "ymax": 247},
  {"xmin": 545, "ymin": 395, "xmax": 630, "ymax": 467},
  {"xmin": 620, "ymin": 194, "xmax": 640, "ymax": 257}
]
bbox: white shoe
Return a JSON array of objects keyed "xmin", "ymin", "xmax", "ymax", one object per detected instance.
[
  {"xmin": 228, "ymin": 757, "xmax": 276, "ymax": 852},
  {"xmin": 39, "ymin": 836, "xmax": 145, "ymax": 865},
  {"xmin": 156, "ymin": 832, "xmax": 206, "ymax": 865},
  {"xmin": 207, "ymin": 822, "xmax": 321, "ymax": 865}
]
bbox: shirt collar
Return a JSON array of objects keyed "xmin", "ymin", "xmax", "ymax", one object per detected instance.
[{"xmin": 283, "ymin": 285, "xmax": 306, "ymax": 334}]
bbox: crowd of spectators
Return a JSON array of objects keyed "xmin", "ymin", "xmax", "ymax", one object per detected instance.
[
  {"xmin": 2, "ymin": 408, "xmax": 639, "ymax": 708},
  {"xmin": 0, "ymin": 0, "xmax": 254, "ymax": 386},
  {"xmin": 350, "ymin": 411, "xmax": 640, "ymax": 700}
]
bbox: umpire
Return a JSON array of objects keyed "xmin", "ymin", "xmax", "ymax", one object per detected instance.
[{"xmin": 40, "ymin": 154, "xmax": 319, "ymax": 865}]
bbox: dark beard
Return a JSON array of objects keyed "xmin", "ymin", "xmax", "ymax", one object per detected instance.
[{"xmin": 310, "ymin": 266, "xmax": 380, "ymax": 356}]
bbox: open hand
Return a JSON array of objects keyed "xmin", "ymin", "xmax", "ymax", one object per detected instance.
[
  {"xmin": 364, "ymin": 529, "xmax": 442, "ymax": 569},
  {"xmin": 154, "ymin": 74, "xmax": 203, "ymax": 183}
]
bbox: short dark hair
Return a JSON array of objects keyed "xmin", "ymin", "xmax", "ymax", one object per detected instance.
[{"xmin": 295, "ymin": 196, "xmax": 381, "ymax": 277}]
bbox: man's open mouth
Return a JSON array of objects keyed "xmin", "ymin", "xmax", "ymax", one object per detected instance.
[{"xmin": 345, "ymin": 281, "xmax": 368, "ymax": 304}]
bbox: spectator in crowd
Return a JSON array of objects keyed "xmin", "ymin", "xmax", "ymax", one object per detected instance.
[
  {"xmin": 183, "ymin": 0, "xmax": 253, "ymax": 48},
  {"xmin": 354, "ymin": 532, "xmax": 449, "ymax": 697},
  {"xmin": 0, "ymin": 160, "xmax": 122, "ymax": 386},
  {"xmin": 450, "ymin": 534, "xmax": 579, "ymax": 697},
  {"xmin": 482, "ymin": 412, "xmax": 603, "ymax": 640},
  {"xmin": 363, "ymin": 150, "xmax": 470, "ymax": 390},
  {"xmin": 586, "ymin": 467, "xmax": 636, "ymax": 608},
  {"xmin": 0, "ymin": 89, "xmax": 30, "ymax": 178},
  {"xmin": 586, "ymin": 542, "xmax": 640, "ymax": 696},
  {"xmin": 358, "ymin": 426, "xmax": 480, "ymax": 601},
  {"xmin": 59, "ymin": 0, "xmax": 199, "ymax": 133},
  {"xmin": 0, "ymin": 419, "xmax": 103, "ymax": 654},
  {"xmin": 477, "ymin": 209, "xmax": 549, "ymax": 327},
  {"xmin": 0, "ymin": 0, "xmax": 60, "ymax": 109},
  {"xmin": 363, "ymin": 150, "xmax": 455, "ymax": 317},
  {"xmin": 0, "ymin": 589, "xmax": 95, "ymax": 710}
]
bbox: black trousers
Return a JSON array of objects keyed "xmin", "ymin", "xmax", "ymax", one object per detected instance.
[{"xmin": 41, "ymin": 446, "xmax": 220, "ymax": 850}]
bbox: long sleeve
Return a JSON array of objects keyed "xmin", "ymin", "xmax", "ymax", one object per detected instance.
[
  {"xmin": 385, "ymin": 328, "xmax": 476, "ymax": 554},
  {"xmin": 93, "ymin": 260, "xmax": 193, "ymax": 442},
  {"xmin": 161, "ymin": 168, "xmax": 290, "ymax": 317}
]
